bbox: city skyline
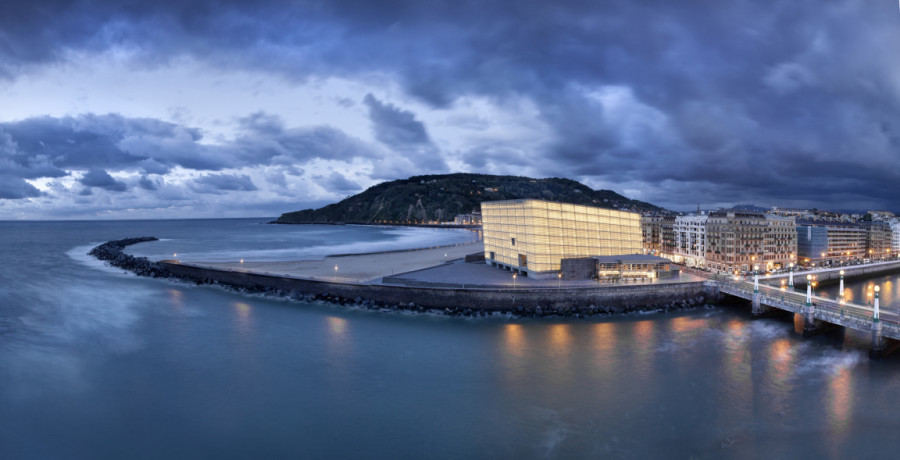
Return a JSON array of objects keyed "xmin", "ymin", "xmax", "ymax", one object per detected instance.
[{"xmin": 3, "ymin": 0, "xmax": 900, "ymax": 219}]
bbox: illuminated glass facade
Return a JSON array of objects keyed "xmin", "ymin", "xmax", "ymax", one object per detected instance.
[{"xmin": 481, "ymin": 199, "xmax": 642, "ymax": 279}]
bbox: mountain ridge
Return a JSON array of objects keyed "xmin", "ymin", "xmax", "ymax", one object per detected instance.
[{"xmin": 273, "ymin": 173, "xmax": 668, "ymax": 224}]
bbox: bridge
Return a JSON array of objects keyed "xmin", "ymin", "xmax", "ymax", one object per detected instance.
[{"xmin": 697, "ymin": 263, "xmax": 900, "ymax": 359}]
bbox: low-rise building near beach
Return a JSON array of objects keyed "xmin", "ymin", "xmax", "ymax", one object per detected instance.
[{"xmin": 561, "ymin": 254, "xmax": 677, "ymax": 281}]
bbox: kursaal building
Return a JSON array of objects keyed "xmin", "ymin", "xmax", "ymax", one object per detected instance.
[{"xmin": 481, "ymin": 199, "xmax": 643, "ymax": 279}]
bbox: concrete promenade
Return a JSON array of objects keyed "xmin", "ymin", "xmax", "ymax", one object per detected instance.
[{"xmin": 192, "ymin": 242, "xmax": 480, "ymax": 283}]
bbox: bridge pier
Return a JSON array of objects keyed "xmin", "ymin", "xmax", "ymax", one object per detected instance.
[
  {"xmin": 802, "ymin": 304, "xmax": 818, "ymax": 337},
  {"xmin": 751, "ymin": 292, "xmax": 765, "ymax": 317},
  {"xmin": 870, "ymin": 321, "xmax": 884, "ymax": 360}
]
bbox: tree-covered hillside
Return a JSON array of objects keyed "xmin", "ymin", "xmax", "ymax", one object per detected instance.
[{"xmin": 273, "ymin": 173, "xmax": 668, "ymax": 223}]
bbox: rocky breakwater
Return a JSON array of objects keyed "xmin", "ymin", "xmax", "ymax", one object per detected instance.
[{"xmin": 88, "ymin": 237, "xmax": 170, "ymax": 278}]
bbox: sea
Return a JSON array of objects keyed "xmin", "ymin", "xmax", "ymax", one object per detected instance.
[{"xmin": 3, "ymin": 218, "xmax": 900, "ymax": 458}]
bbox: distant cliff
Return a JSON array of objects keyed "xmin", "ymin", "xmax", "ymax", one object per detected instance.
[{"xmin": 273, "ymin": 173, "xmax": 668, "ymax": 224}]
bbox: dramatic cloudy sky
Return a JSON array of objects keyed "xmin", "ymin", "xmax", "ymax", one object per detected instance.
[{"xmin": 2, "ymin": 0, "xmax": 900, "ymax": 219}]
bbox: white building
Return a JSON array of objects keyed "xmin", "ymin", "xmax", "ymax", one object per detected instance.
[
  {"xmin": 891, "ymin": 219, "xmax": 900, "ymax": 257},
  {"xmin": 673, "ymin": 215, "xmax": 707, "ymax": 268}
]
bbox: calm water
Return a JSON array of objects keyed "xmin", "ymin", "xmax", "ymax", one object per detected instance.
[{"xmin": 3, "ymin": 219, "xmax": 900, "ymax": 458}]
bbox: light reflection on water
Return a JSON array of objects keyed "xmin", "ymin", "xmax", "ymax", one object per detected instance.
[
  {"xmin": 793, "ymin": 313, "xmax": 805, "ymax": 334},
  {"xmin": 828, "ymin": 367, "xmax": 852, "ymax": 453},
  {"xmin": 8, "ymin": 219, "xmax": 900, "ymax": 458},
  {"xmin": 233, "ymin": 302, "xmax": 254, "ymax": 339}
]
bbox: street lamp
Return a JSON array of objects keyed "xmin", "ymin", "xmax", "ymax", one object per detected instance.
[
  {"xmin": 874, "ymin": 285, "xmax": 881, "ymax": 322},
  {"xmin": 334, "ymin": 264, "xmax": 339, "ymax": 279},
  {"xmin": 788, "ymin": 262, "xmax": 794, "ymax": 288},
  {"xmin": 806, "ymin": 274, "xmax": 812, "ymax": 307},
  {"xmin": 839, "ymin": 269, "xmax": 845, "ymax": 300},
  {"xmin": 753, "ymin": 264, "xmax": 759, "ymax": 293},
  {"xmin": 513, "ymin": 273, "xmax": 517, "ymax": 290},
  {"xmin": 557, "ymin": 272, "xmax": 562, "ymax": 289}
]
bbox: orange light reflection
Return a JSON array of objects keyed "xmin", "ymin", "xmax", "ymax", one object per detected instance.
[
  {"xmin": 503, "ymin": 324, "xmax": 525, "ymax": 360},
  {"xmin": 232, "ymin": 302, "xmax": 254, "ymax": 338}
]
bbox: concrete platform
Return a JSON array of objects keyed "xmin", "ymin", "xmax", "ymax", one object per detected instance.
[
  {"xmin": 387, "ymin": 259, "xmax": 706, "ymax": 288},
  {"xmin": 188, "ymin": 242, "xmax": 480, "ymax": 282}
]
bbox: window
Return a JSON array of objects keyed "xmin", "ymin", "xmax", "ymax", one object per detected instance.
[{"xmin": 511, "ymin": 237, "xmax": 516, "ymax": 246}]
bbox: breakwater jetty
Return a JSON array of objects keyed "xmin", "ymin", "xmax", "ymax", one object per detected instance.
[
  {"xmin": 89, "ymin": 237, "xmax": 712, "ymax": 318},
  {"xmin": 89, "ymin": 237, "xmax": 169, "ymax": 277}
]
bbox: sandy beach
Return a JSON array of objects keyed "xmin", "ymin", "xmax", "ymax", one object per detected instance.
[{"xmin": 191, "ymin": 241, "xmax": 481, "ymax": 282}]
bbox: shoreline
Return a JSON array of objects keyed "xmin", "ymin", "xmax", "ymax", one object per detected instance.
[{"xmin": 269, "ymin": 220, "xmax": 482, "ymax": 229}]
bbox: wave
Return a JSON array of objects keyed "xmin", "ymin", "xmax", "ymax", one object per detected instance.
[{"xmin": 65, "ymin": 243, "xmax": 135, "ymax": 276}]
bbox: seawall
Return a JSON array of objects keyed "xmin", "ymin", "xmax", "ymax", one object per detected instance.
[{"xmin": 162, "ymin": 261, "xmax": 712, "ymax": 314}]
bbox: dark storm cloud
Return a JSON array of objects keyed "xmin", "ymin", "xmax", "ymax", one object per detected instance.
[
  {"xmin": 363, "ymin": 94, "xmax": 432, "ymax": 149},
  {"xmin": 234, "ymin": 113, "xmax": 379, "ymax": 165},
  {"xmin": 0, "ymin": 174, "xmax": 41, "ymax": 199},
  {"xmin": 363, "ymin": 94, "xmax": 446, "ymax": 171},
  {"xmin": 190, "ymin": 173, "xmax": 257, "ymax": 194},
  {"xmin": 138, "ymin": 175, "xmax": 160, "ymax": 191},
  {"xmin": 4, "ymin": 0, "xmax": 900, "ymax": 209},
  {"xmin": 0, "ymin": 113, "xmax": 381, "ymax": 200},
  {"xmin": 0, "ymin": 114, "xmax": 213, "ymax": 173},
  {"xmin": 321, "ymin": 171, "xmax": 360, "ymax": 193},
  {"xmin": 79, "ymin": 169, "xmax": 127, "ymax": 192}
]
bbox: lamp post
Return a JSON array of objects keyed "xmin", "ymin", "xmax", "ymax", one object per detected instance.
[
  {"xmin": 334, "ymin": 264, "xmax": 338, "ymax": 279},
  {"xmin": 557, "ymin": 272, "xmax": 562, "ymax": 289},
  {"xmin": 874, "ymin": 285, "xmax": 881, "ymax": 322},
  {"xmin": 753, "ymin": 264, "xmax": 759, "ymax": 293},
  {"xmin": 806, "ymin": 274, "xmax": 812, "ymax": 307},
  {"xmin": 788, "ymin": 262, "xmax": 794, "ymax": 288},
  {"xmin": 513, "ymin": 273, "xmax": 517, "ymax": 290},
  {"xmin": 839, "ymin": 270, "xmax": 845, "ymax": 301}
]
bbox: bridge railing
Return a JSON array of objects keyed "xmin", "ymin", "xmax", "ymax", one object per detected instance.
[{"xmin": 716, "ymin": 279, "xmax": 900, "ymax": 327}]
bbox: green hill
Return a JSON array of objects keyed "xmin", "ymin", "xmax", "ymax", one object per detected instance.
[{"xmin": 273, "ymin": 173, "xmax": 668, "ymax": 224}]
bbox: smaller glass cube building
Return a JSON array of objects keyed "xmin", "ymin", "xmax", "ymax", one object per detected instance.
[{"xmin": 481, "ymin": 199, "xmax": 643, "ymax": 279}]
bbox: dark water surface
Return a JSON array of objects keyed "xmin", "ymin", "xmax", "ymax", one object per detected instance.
[{"xmin": 3, "ymin": 219, "xmax": 900, "ymax": 458}]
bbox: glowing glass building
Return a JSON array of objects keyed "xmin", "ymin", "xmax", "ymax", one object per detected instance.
[{"xmin": 481, "ymin": 199, "xmax": 643, "ymax": 279}]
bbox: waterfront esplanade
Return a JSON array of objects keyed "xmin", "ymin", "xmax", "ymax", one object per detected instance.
[{"xmin": 481, "ymin": 199, "xmax": 642, "ymax": 279}]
